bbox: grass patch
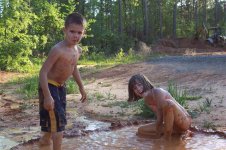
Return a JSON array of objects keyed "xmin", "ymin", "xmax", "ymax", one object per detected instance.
[
  {"xmin": 133, "ymin": 100, "xmax": 155, "ymax": 118},
  {"xmin": 9, "ymin": 74, "xmax": 39, "ymax": 99},
  {"xmin": 196, "ymin": 98, "xmax": 212, "ymax": 114},
  {"xmin": 66, "ymin": 78, "xmax": 79, "ymax": 94},
  {"xmin": 168, "ymin": 81, "xmax": 201, "ymax": 106},
  {"xmin": 104, "ymin": 100, "xmax": 155, "ymax": 118},
  {"xmin": 79, "ymin": 49, "xmax": 158, "ymax": 66},
  {"xmin": 5, "ymin": 51, "xmax": 162, "ymax": 102},
  {"xmin": 103, "ymin": 101, "xmax": 129, "ymax": 108},
  {"xmin": 9, "ymin": 74, "xmax": 81, "ymax": 99},
  {"xmin": 0, "ymin": 89, "xmax": 4, "ymax": 94},
  {"xmin": 202, "ymin": 120, "xmax": 216, "ymax": 130}
]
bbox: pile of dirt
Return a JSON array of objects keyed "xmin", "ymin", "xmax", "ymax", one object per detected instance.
[{"xmin": 152, "ymin": 38, "xmax": 225, "ymax": 54}]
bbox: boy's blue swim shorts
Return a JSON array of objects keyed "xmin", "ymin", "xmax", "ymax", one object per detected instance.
[{"xmin": 39, "ymin": 82, "xmax": 67, "ymax": 132}]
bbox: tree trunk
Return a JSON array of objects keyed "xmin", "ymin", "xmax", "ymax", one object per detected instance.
[
  {"xmin": 173, "ymin": 1, "xmax": 177, "ymax": 38},
  {"xmin": 224, "ymin": 3, "xmax": 226, "ymax": 24},
  {"xmin": 158, "ymin": 0, "xmax": 163, "ymax": 38},
  {"xmin": 118, "ymin": 0, "xmax": 123, "ymax": 34},
  {"xmin": 214, "ymin": 0, "xmax": 218, "ymax": 26},
  {"xmin": 100, "ymin": 0, "xmax": 104, "ymax": 32},
  {"xmin": 194, "ymin": 0, "xmax": 198, "ymax": 32},
  {"xmin": 110, "ymin": 0, "xmax": 114, "ymax": 32},
  {"xmin": 142, "ymin": 0, "xmax": 148, "ymax": 41},
  {"xmin": 203, "ymin": 0, "xmax": 207, "ymax": 25}
]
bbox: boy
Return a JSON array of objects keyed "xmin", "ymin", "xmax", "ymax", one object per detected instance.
[
  {"xmin": 39, "ymin": 12, "xmax": 87, "ymax": 150},
  {"xmin": 128, "ymin": 74, "xmax": 192, "ymax": 140}
]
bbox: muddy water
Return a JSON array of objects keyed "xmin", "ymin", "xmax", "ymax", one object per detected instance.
[
  {"xmin": 0, "ymin": 136, "xmax": 18, "ymax": 150},
  {"xmin": 15, "ymin": 126, "xmax": 226, "ymax": 150},
  {"xmin": 0, "ymin": 126, "xmax": 40, "ymax": 150}
]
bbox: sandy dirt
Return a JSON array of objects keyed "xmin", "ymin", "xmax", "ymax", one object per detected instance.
[{"xmin": 0, "ymin": 38, "xmax": 226, "ymax": 147}]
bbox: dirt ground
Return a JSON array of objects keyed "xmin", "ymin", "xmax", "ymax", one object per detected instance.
[{"xmin": 0, "ymin": 38, "xmax": 226, "ymax": 146}]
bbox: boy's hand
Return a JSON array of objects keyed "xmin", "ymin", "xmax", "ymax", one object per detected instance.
[
  {"xmin": 79, "ymin": 88, "xmax": 87, "ymax": 103},
  {"xmin": 44, "ymin": 97, "xmax": 54, "ymax": 110}
]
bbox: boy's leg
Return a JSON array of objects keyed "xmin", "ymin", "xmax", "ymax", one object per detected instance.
[
  {"xmin": 137, "ymin": 123, "xmax": 161, "ymax": 138},
  {"xmin": 52, "ymin": 132, "xmax": 63, "ymax": 150},
  {"xmin": 39, "ymin": 132, "xmax": 52, "ymax": 146}
]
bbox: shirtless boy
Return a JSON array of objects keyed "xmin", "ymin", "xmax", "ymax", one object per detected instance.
[
  {"xmin": 128, "ymin": 74, "xmax": 192, "ymax": 140},
  {"xmin": 39, "ymin": 12, "xmax": 87, "ymax": 150}
]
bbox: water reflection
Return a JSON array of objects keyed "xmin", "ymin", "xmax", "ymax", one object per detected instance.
[
  {"xmin": 75, "ymin": 116, "xmax": 111, "ymax": 131},
  {"xmin": 62, "ymin": 126, "xmax": 226, "ymax": 150},
  {"xmin": 14, "ymin": 126, "xmax": 226, "ymax": 150},
  {"xmin": 0, "ymin": 136, "xmax": 18, "ymax": 150}
]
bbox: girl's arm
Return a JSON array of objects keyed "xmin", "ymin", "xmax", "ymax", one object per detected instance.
[
  {"xmin": 156, "ymin": 107, "xmax": 163, "ymax": 135},
  {"xmin": 153, "ymin": 89, "xmax": 164, "ymax": 135}
]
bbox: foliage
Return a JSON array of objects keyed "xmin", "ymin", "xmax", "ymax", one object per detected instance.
[
  {"xmin": 134, "ymin": 99, "xmax": 155, "ymax": 118},
  {"xmin": 0, "ymin": 0, "xmax": 36, "ymax": 72},
  {"xmin": 9, "ymin": 74, "xmax": 39, "ymax": 99},
  {"xmin": 0, "ymin": 0, "xmax": 87, "ymax": 72},
  {"xmin": 0, "ymin": 0, "xmax": 225, "ymax": 72},
  {"xmin": 66, "ymin": 78, "xmax": 79, "ymax": 94}
]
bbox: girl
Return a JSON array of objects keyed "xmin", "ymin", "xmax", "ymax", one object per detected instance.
[{"xmin": 128, "ymin": 74, "xmax": 192, "ymax": 140}]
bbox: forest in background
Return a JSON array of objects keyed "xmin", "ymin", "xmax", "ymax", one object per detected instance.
[{"xmin": 0, "ymin": 0, "xmax": 226, "ymax": 72}]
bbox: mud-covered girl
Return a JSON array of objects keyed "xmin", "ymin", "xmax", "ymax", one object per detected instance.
[{"xmin": 128, "ymin": 74, "xmax": 192, "ymax": 140}]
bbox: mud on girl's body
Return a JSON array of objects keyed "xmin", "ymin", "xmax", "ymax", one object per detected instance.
[{"xmin": 128, "ymin": 74, "xmax": 192, "ymax": 140}]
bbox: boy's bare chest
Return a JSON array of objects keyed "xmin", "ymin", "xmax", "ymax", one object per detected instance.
[
  {"xmin": 54, "ymin": 51, "xmax": 78, "ymax": 71},
  {"xmin": 62, "ymin": 50, "xmax": 77, "ymax": 64}
]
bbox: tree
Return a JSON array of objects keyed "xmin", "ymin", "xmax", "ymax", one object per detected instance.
[
  {"xmin": 173, "ymin": 1, "xmax": 178, "ymax": 38},
  {"xmin": 158, "ymin": 0, "xmax": 163, "ymax": 38},
  {"xmin": 142, "ymin": 0, "xmax": 149, "ymax": 42},
  {"xmin": 118, "ymin": 0, "xmax": 123, "ymax": 34}
]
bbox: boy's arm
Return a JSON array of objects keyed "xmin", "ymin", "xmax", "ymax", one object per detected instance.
[
  {"xmin": 39, "ymin": 48, "xmax": 60, "ymax": 110},
  {"xmin": 72, "ymin": 46, "xmax": 87, "ymax": 102},
  {"xmin": 72, "ymin": 65, "xmax": 87, "ymax": 102}
]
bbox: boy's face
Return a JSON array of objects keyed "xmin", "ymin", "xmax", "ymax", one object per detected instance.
[
  {"xmin": 63, "ymin": 23, "xmax": 85, "ymax": 45},
  {"xmin": 133, "ymin": 81, "xmax": 144, "ymax": 97}
]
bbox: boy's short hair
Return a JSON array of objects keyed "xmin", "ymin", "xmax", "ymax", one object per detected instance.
[{"xmin": 65, "ymin": 12, "xmax": 86, "ymax": 28}]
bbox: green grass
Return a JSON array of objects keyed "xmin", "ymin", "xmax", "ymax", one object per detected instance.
[
  {"xmin": 4, "ymin": 51, "xmax": 161, "ymax": 103},
  {"xmin": 7, "ymin": 75, "xmax": 80, "ymax": 99},
  {"xmin": 167, "ymin": 81, "xmax": 201, "ymax": 107},
  {"xmin": 66, "ymin": 78, "xmax": 79, "ymax": 94},
  {"xmin": 0, "ymin": 89, "xmax": 4, "ymax": 94},
  {"xmin": 196, "ymin": 98, "xmax": 212, "ymax": 113},
  {"xmin": 79, "ymin": 49, "xmax": 155, "ymax": 66},
  {"xmin": 202, "ymin": 120, "xmax": 216, "ymax": 130},
  {"xmin": 102, "ymin": 99, "xmax": 155, "ymax": 118},
  {"xmin": 6, "ymin": 74, "xmax": 39, "ymax": 99}
]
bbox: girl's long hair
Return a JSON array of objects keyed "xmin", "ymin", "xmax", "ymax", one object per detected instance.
[{"xmin": 128, "ymin": 74, "xmax": 154, "ymax": 102}]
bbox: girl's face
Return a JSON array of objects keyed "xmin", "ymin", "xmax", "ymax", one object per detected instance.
[
  {"xmin": 63, "ymin": 23, "xmax": 85, "ymax": 46},
  {"xmin": 133, "ymin": 82, "xmax": 144, "ymax": 97}
]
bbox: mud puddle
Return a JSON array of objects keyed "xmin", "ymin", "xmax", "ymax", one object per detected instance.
[
  {"xmin": 12, "ymin": 118, "xmax": 226, "ymax": 150},
  {"xmin": 0, "ymin": 126, "xmax": 40, "ymax": 150},
  {"xmin": 0, "ymin": 136, "xmax": 18, "ymax": 150}
]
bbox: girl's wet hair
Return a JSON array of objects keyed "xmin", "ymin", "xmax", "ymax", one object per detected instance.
[
  {"xmin": 65, "ymin": 12, "xmax": 87, "ymax": 28},
  {"xmin": 128, "ymin": 74, "xmax": 154, "ymax": 102}
]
